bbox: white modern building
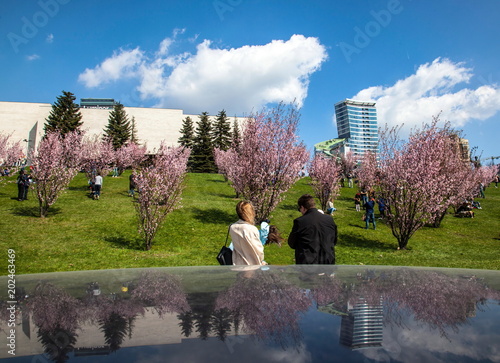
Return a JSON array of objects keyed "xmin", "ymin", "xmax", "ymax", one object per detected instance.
[{"xmin": 0, "ymin": 100, "xmax": 245, "ymax": 158}]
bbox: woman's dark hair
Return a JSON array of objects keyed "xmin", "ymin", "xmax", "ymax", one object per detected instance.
[{"xmin": 266, "ymin": 225, "xmax": 283, "ymax": 247}]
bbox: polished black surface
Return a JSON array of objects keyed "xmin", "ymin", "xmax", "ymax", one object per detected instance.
[{"xmin": 1, "ymin": 265, "xmax": 499, "ymax": 362}]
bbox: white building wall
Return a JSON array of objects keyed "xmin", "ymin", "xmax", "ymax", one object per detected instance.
[{"xmin": 0, "ymin": 102, "xmax": 245, "ymax": 154}]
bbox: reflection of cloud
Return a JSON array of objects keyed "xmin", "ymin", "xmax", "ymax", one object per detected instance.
[
  {"xmin": 78, "ymin": 32, "xmax": 327, "ymax": 114},
  {"xmin": 352, "ymin": 58, "xmax": 500, "ymax": 136},
  {"xmin": 136, "ymin": 338, "xmax": 311, "ymax": 363},
  {"xmin": 360, "ymin": 309, "xmax": 500, "ymax": 363}
]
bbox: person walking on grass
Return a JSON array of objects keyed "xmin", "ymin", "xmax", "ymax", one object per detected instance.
[{"xmin": 94, "ymin": 172, "xmax": 103, "ymax": 200}]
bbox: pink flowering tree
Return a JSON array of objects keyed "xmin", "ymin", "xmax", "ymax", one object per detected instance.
[
  {"xmin": 339, "ymin": 150, "xmax": 358, "ymax": 180},
  {"xmin": 355, "ymin": 150, "xmax": 378, "ymax": 193},
  {"xmin": 376, "ymin": 121, "xmax": 467, "ymax": 249},
  {"xmin": 308, "ymin": 153, "xmax": 343, "ymax": 211},
  {"xmin": 80, "ymin": 135, "xmax": 115, "ymax": 180},
  {"xmin": 476, "ymin": 165, "xmax": 498, "ymax": 188},
  {"xmin": 31, "ymin": 131, "xmax": 83, "ymax": 218},
  {"xmin": 0, "ymin": 133, "xmax": 23, "ymax": 184},
  {"xmin": 115, "ymin": 142, "xmax": 148, "ymax": 172},
  {"xmin": 134, "ymin": 144, "xmax": 190, "ymax": 250},
  {"xmin": 214, "ymin": 103, "xmax": 309, "ymax": 222}
]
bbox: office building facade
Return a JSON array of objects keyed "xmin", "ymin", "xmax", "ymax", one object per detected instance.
[{"xmin": 334, "ymin": 99, "xmax": 378, "ymax": 158}]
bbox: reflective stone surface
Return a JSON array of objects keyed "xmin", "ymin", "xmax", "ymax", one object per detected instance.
[{"xmin": 1, "ymin": 265, "xmax": 499, "ymax": 362}]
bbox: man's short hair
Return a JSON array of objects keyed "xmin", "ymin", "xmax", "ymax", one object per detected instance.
[{"xmin": 298, "ymin": 194, "xmax": 315, "ymax": 210}]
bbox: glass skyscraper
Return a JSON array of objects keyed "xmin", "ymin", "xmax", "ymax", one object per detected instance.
[{"xmin": 334, "ymin": 99, "xmax": 378, "ymax": 158}]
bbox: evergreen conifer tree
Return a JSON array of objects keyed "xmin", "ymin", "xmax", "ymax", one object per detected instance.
[
  {"xmin": 231, "ymin": 117, "xmax": 241, "ymax": 150},
  {"xmin": 192, "ymin": 112, "xmax": 215, "ymax": 173},
  {"xmin": 212, "ymin": 110, "xmax": 231, "ymax": 151},
  {"xmin": 44, "ymin": 91, "xmax": 83, "ymax": 136},
  {"xmin": 129, "ymin": 116, "xmax": 140, "ymax": 144},
  {"xmin": 103, "ymin": 103, "xmax": 131, "ymax": 150},
  {"xmin": 178, "ymin": 116, "xmax": 195, "ymax": 149}
]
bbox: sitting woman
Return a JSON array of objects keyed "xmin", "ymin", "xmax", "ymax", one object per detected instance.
[{"xmin": 230, "ymin": 201, "xmax": 266, "ymax": 265}]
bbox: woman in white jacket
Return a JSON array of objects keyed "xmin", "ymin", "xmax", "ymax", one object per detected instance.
[{"xmin": 230, "ymin": 201, "xmax": 265, "ymax": 265}]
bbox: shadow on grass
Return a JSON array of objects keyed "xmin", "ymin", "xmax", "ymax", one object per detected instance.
[
  {"xmin": 208, "ymin": 192, "xmax": 236, "ymax": 199},
  {"xmin": 105, "ymin": 235, "xmax": 144, "ymax": 250},
  {"xmin": 191, "ymin": 207, "xmax": 234, "ymax": 225},
  {"xmin": 280, "ymin": 203, "xmax": 298, "ymax": 211},
  {"xmin": 67, "ymin": 185, "xmax": 89, "ymax": 191},
  {"xmin": 340, "ymin": 231, "xmax": 394, "ymax": 251},
  {"xmin": 12, "ymin": 205, "xmax": 62, "ymax": 218}
]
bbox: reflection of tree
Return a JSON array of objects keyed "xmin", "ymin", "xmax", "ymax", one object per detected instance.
[
  {"xmin": 211, "ymin": 308, "xmax": 232, "ymax": 341},
  {"xmin": 99, "ymin": 312, "xmax": 129, "ymax": 352},
  {"xmin": 195, "ymin": 309, "xmax": 212, "ymax": 340},
  {"xmin": 130, "ymin": 271, "xmax": 190, "ymax": 316},
  {"xmin": 178, "ymin": 311, "xmax": 194, "ymax": 337},
  {"xmin": 311, "ymin": 268, "xmax": 500, "ymax": 336},
  {"xmin": 27, "ymin": 282, "xmax": 81, "ymax": 362},
  {"xmin": 37, "ymin": 328, "xmax": 77, "ymax": 363},
  {"xmin": 81, "ymin": 290, "xmax": 144, "ymax": 353},
  {"xmin": 215, "ymin": 270, "xmax": 312, "ymax": 347}
]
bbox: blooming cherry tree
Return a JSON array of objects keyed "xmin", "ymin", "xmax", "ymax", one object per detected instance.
[
  {"xmin": 114, "ymin": 142, "xmax": 147, "ymax": 172},
  {"xmin": 80, "ymin": 135, "xmax": 115, "ymax": 180},
  {"xmin": 134, "ymin": 144, "xmax": 190, "ymax": 250},
  {"xmin": 214, "ymin": 103, "xmax": 309, "ymax": 222},
  {"xmin": 31, "ymin": 131, "xmax": 83, "ymax": 217},
  {"xmin": 0, "ymin": 133, "xmax": 23, "ymax": 184},
  {"xmin": 355, "ymin": 150, "xmax": 378, "ymax": 193},
  {"xmin": 308, "ymin": 153, "xmax": 342, "ymax": 211}
]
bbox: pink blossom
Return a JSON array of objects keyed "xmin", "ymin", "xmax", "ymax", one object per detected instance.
[
  {"xmin": 134, "ymin": 144, "xmax": 190, "ymax": 250},
  {"xmin": 214, "ymin": 103, "xmax": 309, "ymax": 221}
]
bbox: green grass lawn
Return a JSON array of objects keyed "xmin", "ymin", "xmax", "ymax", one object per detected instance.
[{"xmin": 1, "ymin": 171, "xmax": 499, "ymax": 274}]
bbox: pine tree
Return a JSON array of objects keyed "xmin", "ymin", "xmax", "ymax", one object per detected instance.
[
  {"xmin": 103, "ymin": 103, "xmax": 131, "ymax": 150},
  {"xmin": 44, "ymin": 91, "xmax": 83, "ymax": 136},
  {"xmin": 212, "ymin": 110, "xmax": 231, "ymax": 151},
  {"xmin": 192, "ymin": 112, "xmax": 215, "ymax": 173},
  {"xmin": 129, "ymin": 116, "xmax": 140, "ymax": 144},
  {"xmin": 231, "ymin": 117, "xmax": 241, "ymax": 149},
  {"xmin": 178, "ymin": 116, "xmax": 195, "ymax": 149}
]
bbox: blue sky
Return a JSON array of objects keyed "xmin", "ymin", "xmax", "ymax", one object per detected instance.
[{"xmin": 1, "ymin": 0, "xmax": 499, "ymax": 162}]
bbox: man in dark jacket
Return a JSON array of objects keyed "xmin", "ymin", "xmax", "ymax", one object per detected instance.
[{"xmin": 288, "ymin": 194, "xmax": 338, "ymax": 264}]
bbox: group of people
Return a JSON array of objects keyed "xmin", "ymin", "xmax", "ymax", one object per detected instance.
[
  {"xmin": 229, "ymin": 194, "xmax": 338, "ymax": 266},
  {"xmin": 88, "ymin": 173, "xmax": 103, "ymax": 200},
  {"xmin": 354, "ymin": 190, "xmax": 387, "ymax": 230},
  {"xmin": 16, "ymin": 169, "xmax": 31, "ymax": 201}
]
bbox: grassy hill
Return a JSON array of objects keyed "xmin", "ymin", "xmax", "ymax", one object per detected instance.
[{"xmin": 1, "ymin": 171, "xmax": 499, "ymax": 274}]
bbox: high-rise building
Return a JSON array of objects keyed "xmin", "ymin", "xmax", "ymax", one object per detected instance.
[{"xmin": 333, "ymin": 99, "xmax": 378, "ymax": 158}]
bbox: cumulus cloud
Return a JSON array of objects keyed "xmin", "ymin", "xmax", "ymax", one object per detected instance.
[
  {"xmin": 352, "ymin": 58, "xmax": 500, "ymax": 134},
  {"xmin": 46, "ymin": 34, "xmax": 54, "ymax": 43},
  {"xmin": 78, "ymin": 47, "xmax": 144, "ymax": 88},
  {"xmin": 78, "ymin": 34, "xmax": 327, "ymax": 114}
]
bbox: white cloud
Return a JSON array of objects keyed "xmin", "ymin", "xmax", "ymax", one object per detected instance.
[
  {"xmin": 26, "ymin": 54, "xmax": 40, "ymax": 61},
  {"xmin": 352, "ymin": 58, "xmax": 500, "ymax": 134},
  {"xmin": 78, "ymin": 47, "xmax": 144, "ymax": 88},
  {"xmin": 46, "ymin": 34, "xmax": 54, "ymax": 43},
  {"xmin": 78, "ymin": 34, "xmax": 328, "ymax": 114}
]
